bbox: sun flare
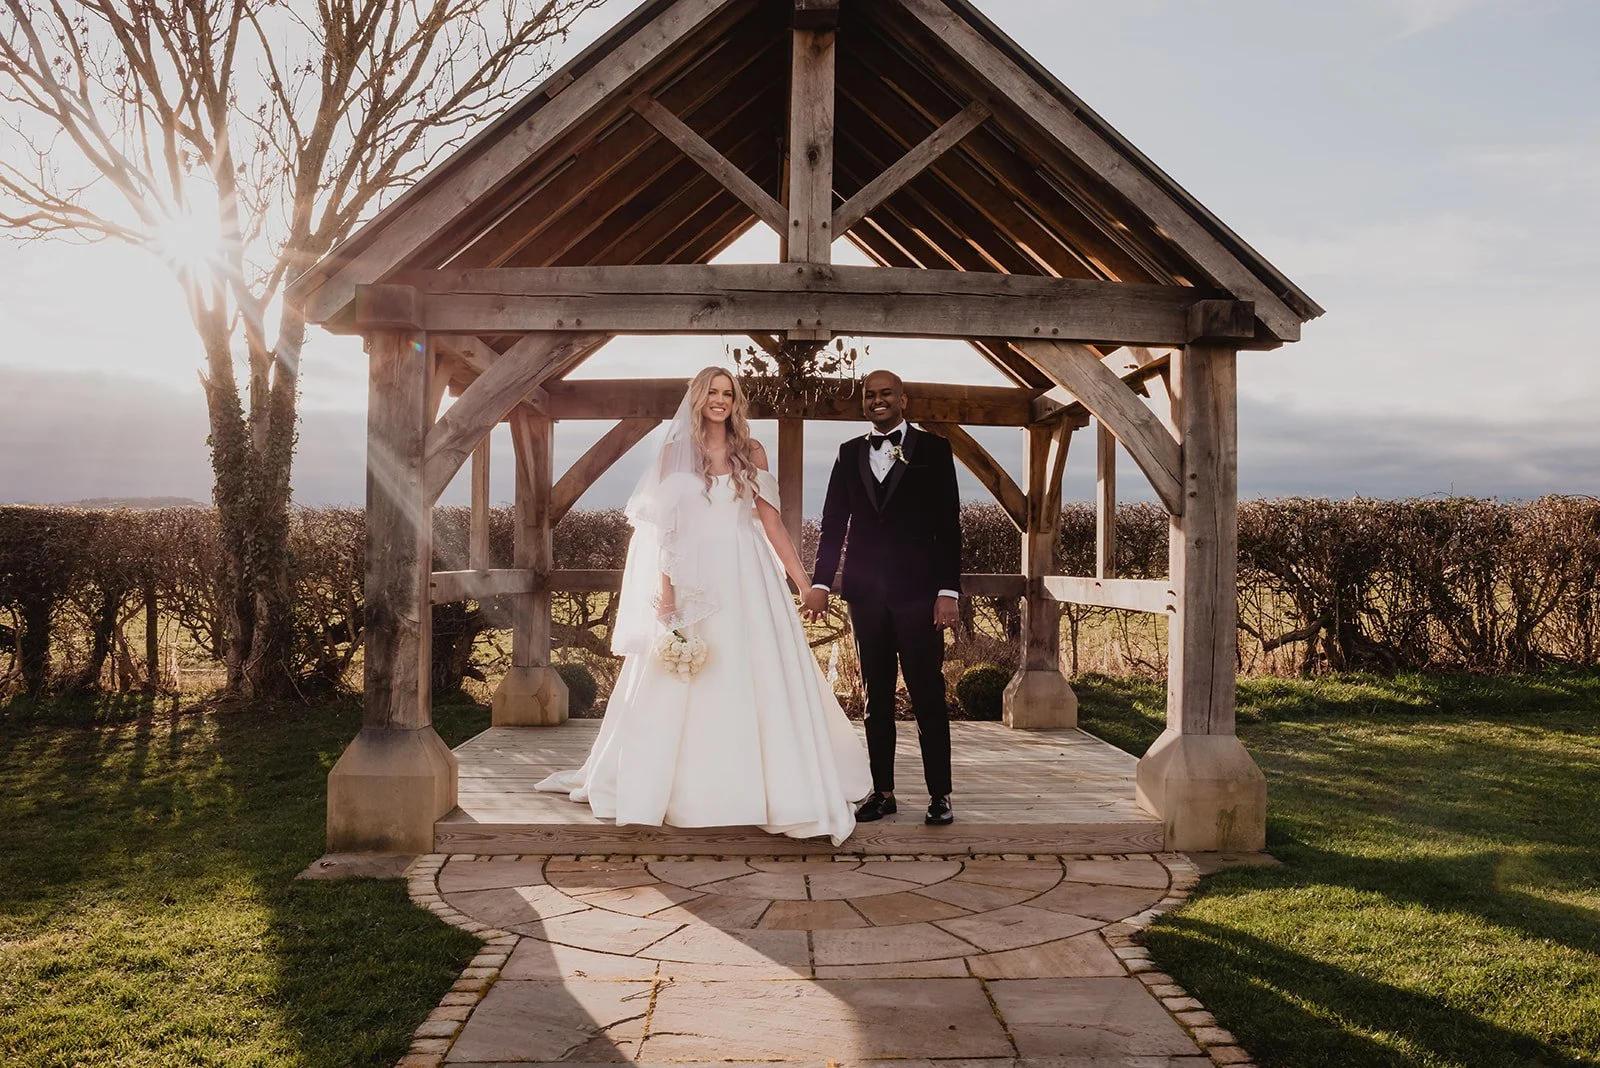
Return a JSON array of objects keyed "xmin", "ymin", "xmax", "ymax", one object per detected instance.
[{"xmin": 147, "ymin": 199, "xmax": 227, "ymax": 283}]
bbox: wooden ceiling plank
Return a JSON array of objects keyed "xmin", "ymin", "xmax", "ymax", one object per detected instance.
[
  {"xmin": 841, "ymin": 214, "xmax": 1051, "ymax": 387},
  {"xmin": 832, "ymin": 100, "xmax": 990, "ymax": 239},
  {"xmin": 454, "ymin": 22, "xmax": 787, "ymax": 269},
  {"xmin": 842, "ymin": 23, "xmax": 1162, "ymax": 284},
  {"xmin": 299, "ymin": 0, "xmax": 747, "ymax": 323},
  {"xmin": 892, "ymin": 0, "xmax": 1301, "ymax": 340}
]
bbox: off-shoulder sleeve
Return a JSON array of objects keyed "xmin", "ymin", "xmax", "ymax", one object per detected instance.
[{"xmin": 755, "ymin": 469, "xmax": 781, "ymax": 510}]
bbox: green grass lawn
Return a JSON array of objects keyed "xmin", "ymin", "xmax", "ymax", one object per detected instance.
[
  {"xmin": 3, "ymin": 676, "xmax": 1596, "ymax": 1066},
  {"xmin": 1078, "ymin": 671, "xmax": 1600, "ymax": 1068},
  {"xmin": 0, "ymin": 693, "xmax": 492, "ymax": 1067}
]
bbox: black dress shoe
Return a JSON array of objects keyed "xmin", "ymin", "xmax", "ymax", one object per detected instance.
[
  {"xmin": 856, "ymin": 792, "xmax": 897, "ymax": 821},
  {"xmin": 925, "ymin": 796, "xmax": 954, "ymax": 825}
]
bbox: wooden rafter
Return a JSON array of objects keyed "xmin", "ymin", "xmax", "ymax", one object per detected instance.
[
  {"xmin": 892, "ymin": 0, "xmax": 1302, "ymax": 341},
  {"xmin": 937, "ymin": 424, "xmax": 1026, "ymax": 529},
  {"xmin": 294, "ymin": 0, "xmax": 746, "ymax": 321},
  {"xmin": 632, "ymin": 97, "xmax": 788, "ymax": 232},
  {"xmin": 833, "ymin": 101, "xmax": 990, "ymax": 237},
  {"xmin": 550, "ymin": 418, "xmax": 661, "ymax": 523},
  {"xmin": 1019, "ymin": 339, "xmax": 1184, "ymax": 516},
  {"xmin": 422, "ymin": 331, "xmax": 607, "ymax": 504}
]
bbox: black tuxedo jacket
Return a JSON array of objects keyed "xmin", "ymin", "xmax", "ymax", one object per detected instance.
[{"xmin": 811, "ymin": 424, "xmax": 962, "ymax": 604}]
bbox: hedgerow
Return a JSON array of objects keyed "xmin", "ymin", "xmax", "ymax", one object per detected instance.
[{"xmin": 1, "ymin": 497, "xmax": 1595, "ymax": 700}]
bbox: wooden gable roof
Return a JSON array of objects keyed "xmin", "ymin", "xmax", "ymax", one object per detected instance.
[{"xmin": 290, "ymin": 0, "xmax": 1320, "ymax": 350}]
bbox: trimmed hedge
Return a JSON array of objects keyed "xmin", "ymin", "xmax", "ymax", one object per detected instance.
[{"xmin": 3, "ymin": 496, "xmax": 1597, "ymax": 698}]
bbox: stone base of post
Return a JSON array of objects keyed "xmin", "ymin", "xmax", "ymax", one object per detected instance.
[
  {"xmin": 1002, "ymin": 669, "xmax": 1079, "ymax": 729},
  {"xmin": 327, "ymin": 726, "xmax": 458, "ymax": 854},
  {"xmin": 492, "ymin": 665, "xmax": 569, "ymax": 726},
  {"xmin": 1135, "ymin": 729, "xmax": 1266, "ymax": 851}
]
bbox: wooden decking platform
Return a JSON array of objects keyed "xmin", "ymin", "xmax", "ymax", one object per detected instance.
[{"xmin": 436, "ymin": 721, "xmax": 1164, "ymax": 856}]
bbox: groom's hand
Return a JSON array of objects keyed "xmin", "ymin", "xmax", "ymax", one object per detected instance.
[
  {"xmin": 933, "ymin": 595, "xmax": 959, "ymax": 629},
  {"xmin": 801, "ymin": 587, "xmax": 830, "ymax": 621}
]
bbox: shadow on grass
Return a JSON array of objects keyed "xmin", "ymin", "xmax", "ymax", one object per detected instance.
[
  {"xmin": 1148, "ymin": 916, "xmax": 1593, "ymax": 1068},
  {"xmin": 0, "ymin": 691, "xmax": 493, "ymax": 1065}
]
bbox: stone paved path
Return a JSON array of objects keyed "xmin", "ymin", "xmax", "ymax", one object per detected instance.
[{"xmin": 398, "ymin": 853, "xmax": 1255, "ymax": 1068}]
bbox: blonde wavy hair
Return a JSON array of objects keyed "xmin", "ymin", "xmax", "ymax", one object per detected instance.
[{"xmin": 688, "ymin": 366, "xmax": 761, "ymax": 500}]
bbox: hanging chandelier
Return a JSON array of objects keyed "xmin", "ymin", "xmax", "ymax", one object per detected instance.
[{"xmin": 730, "ymin": 336, "xmax": 866, "ymax": 416}]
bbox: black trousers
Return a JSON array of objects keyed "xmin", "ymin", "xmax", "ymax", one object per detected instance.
[{"xmin": 847, "ymin": 592, "xmax": 952, "ymax": 799}]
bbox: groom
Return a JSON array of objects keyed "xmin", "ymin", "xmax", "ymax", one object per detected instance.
[{"xmin": 803, "ymin": 371, "xmax": 962, "ymax": 825}]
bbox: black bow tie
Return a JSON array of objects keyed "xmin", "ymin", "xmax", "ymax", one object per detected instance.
[{"xmin": 869, "ymin": 429, "xmax": 903, "ymax": 449}]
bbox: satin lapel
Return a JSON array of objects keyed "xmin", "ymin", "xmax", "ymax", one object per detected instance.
[
  {"xmin": 856, "ymin": 434, "xmax": 883, "ymax": 511},
  {"xmin": 878, "ymin": 424, "xmax": 918, "ymax": 511}
]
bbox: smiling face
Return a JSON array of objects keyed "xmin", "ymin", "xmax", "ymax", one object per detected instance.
[
  {"xmin": 861, "ymin": 371, "xmax": 905, "ymax": 432},
  {"xmin": 700, "ymin": 373, "xmax": 736, "ymax": 427}
]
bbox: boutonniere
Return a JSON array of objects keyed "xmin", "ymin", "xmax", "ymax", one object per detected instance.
[{"xmin": 889, "ymin": 444, "xmax": 907, "ymax": 465}]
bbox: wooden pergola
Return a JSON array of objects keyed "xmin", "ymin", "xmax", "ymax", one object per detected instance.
[{"xmin": 292, "ymin": 0, "xmax": 1320, "ymax": 856}]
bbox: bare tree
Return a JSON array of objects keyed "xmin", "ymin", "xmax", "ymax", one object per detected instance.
[{"xmin": 0, "ymin": 0, "xmax": 606, "ymax": 698}]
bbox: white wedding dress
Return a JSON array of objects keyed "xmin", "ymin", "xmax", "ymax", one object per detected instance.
[{"xmin": 536, "ymin": 468, "xmax": 871, "ymax": 846}]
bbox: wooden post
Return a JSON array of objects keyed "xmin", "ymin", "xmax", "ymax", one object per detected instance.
[
  {"xmin": 778, "ymin": 417, "xmax": 805, "ymax": 553},
  {"xmin": 492, "ymin": 408, "xmax": 568, "ymax": 725},
  {"xmin": 469, "ymin": 439, "xmax": 491, "ymax": 571},
  {"xmin": 1096, "ymin": 421, "xmax": 1117, "ymax": 579},
  {"xmin": 784, "ymin": 7, "xmax": 836, "ymax": 344},
  {"xmin": 1003, "ymin": 422, "xmax": 1078, "ymax": 728},
  {"xmin": 1135, "ymin": 342, "xmax": 1266, "ymax": 851},
  {"xmin": 327, "ymin": 323, "xmax": 458, "ymax": 854}
]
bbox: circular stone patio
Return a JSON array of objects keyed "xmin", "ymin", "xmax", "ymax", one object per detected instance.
[{"xmin": 398, "ymin": 853, "xmax": 1258, "ymax": 1067}]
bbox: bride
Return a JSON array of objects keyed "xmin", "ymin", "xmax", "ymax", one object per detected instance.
[{"xmin": 536, "ymin": 367, "xmax": 872, "ymax": 845}]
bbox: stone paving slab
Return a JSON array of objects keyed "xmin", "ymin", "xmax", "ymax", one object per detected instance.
[
  {"xmin": 988, "ymin": 978, "xmax": 1200, "ymax": 1059},
  {"xmin": 443, "ymin": 980, "xmax": 652, "ymax": 1064},
  {"xmin": 641, "ymin": 979, "xmax": 1013, "ymax": 1061},
  {"xmin": 401, "ymin": 852, "xmax": 1241, "ymax": 1068}
]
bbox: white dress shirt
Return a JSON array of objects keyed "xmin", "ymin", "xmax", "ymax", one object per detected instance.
[{"xmin": 813, "ymin": 422, "xmax": 957, "ymax": 602}]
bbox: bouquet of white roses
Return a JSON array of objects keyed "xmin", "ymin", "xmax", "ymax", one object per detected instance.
[{"xmin": 655, "ymin": 628, "xmax": 709, "ymax": 681}]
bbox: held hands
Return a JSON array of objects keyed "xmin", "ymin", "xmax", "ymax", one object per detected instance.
[
  {"xmin": 800, "ymin": 586, "xmax": 830, "ymax": 622},
  {"xmin": 933, "ymin": 594, "xmax": 959, "ymax": 630}
]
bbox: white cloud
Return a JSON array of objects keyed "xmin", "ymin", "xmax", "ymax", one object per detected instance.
[
  {"xmin": 1266, "ymin": 216, "xmax": 1526, "ymax": 285},
  {"xmin": 1388, "ymin": 0, "xmax": 1499, "ymax": 38},
  {"xmin": 1468, "ymin": 144, "xmax": 1600, "ymax": 196}
]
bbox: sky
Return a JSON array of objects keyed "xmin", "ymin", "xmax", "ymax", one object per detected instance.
[{"xmin": 2, "ymin": 0, "xmax": 1597, "ymax": 513}]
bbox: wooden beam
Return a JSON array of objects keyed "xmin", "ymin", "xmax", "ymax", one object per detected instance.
[
  {"xmin": 550, "ymin": 418, "xmax": 661, "ymax": 523},
  {"xmin": 361, "ymin": 328, "xmax": 432, "ymax": 730},
  {"xmin": 1020, "ymin": 422, "xmax": 1071, "ymax": 672},
  {"xmin": 778, "ymin": 418, "xmax": 805, "ymax": 549},
  {"xmin": 1187, "ymin": 299, "xmax": 1256, "ymax": 342},
  {"xmin": 470, "ymin": 440, "xmax": 491, "ymax": 570},
  {"xmin": 785, "ymin": 21, "xmax": 836, "ymax": 271},
  {"xmin": 893, "ymin": 0, "xmax": 1303, "ymax": 342},
  {"xmin": 1166, "ymin": 343, "xmax": 1240, "ymax": 735},
  {"xmin": 1096, "ymin": 421, "xmax": 1116, "ymax": 579},
  {"xmin": 427, "ymin": 344, "xmax": 454, "ymax": 423},
  {"xmin": 832, "ymin": 101, "xmax": 991, "ymax": 237},
  {"xmin": 355, "ymin": 284, "xmax": 422, "ymax": 329},
  {"xmin": 792, "ymin": 0, "xmax": 840, "ymax": 30},
  {"xmin": 936, "ymin": 424, "xmax": 1026, "ymax": 530},
  {"xmin": 422, "ymin": 332, "xmax": 606, "ymax": 505},
  {"xmin": 632, "ymin": 97, "xmax": 788, "ymax": 233},
  {"xmin": 541, "ymin": 569, "xmax": 1027, "ymax": 597},
  {"xmin": 1045, "ymin": 576, "xmax": 1177, "ymax": 615},
  {"xmin": 294, "ymin": 0, "xmax": 744, "ymax": 323},
  {"xmin": 398, "ymin": 264, "xmax": 1224, "ymax": 344},
  {"xmin": 509, "ymin": 411, "xmax": 555, "ymax": 670},
  {"xmin": 1019, "ymin": 339, "xmax": 1183, "ymax": 516},
  {"xmin": 431, "ymin": 569, "xmax": 536, "ymax": 604}
]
